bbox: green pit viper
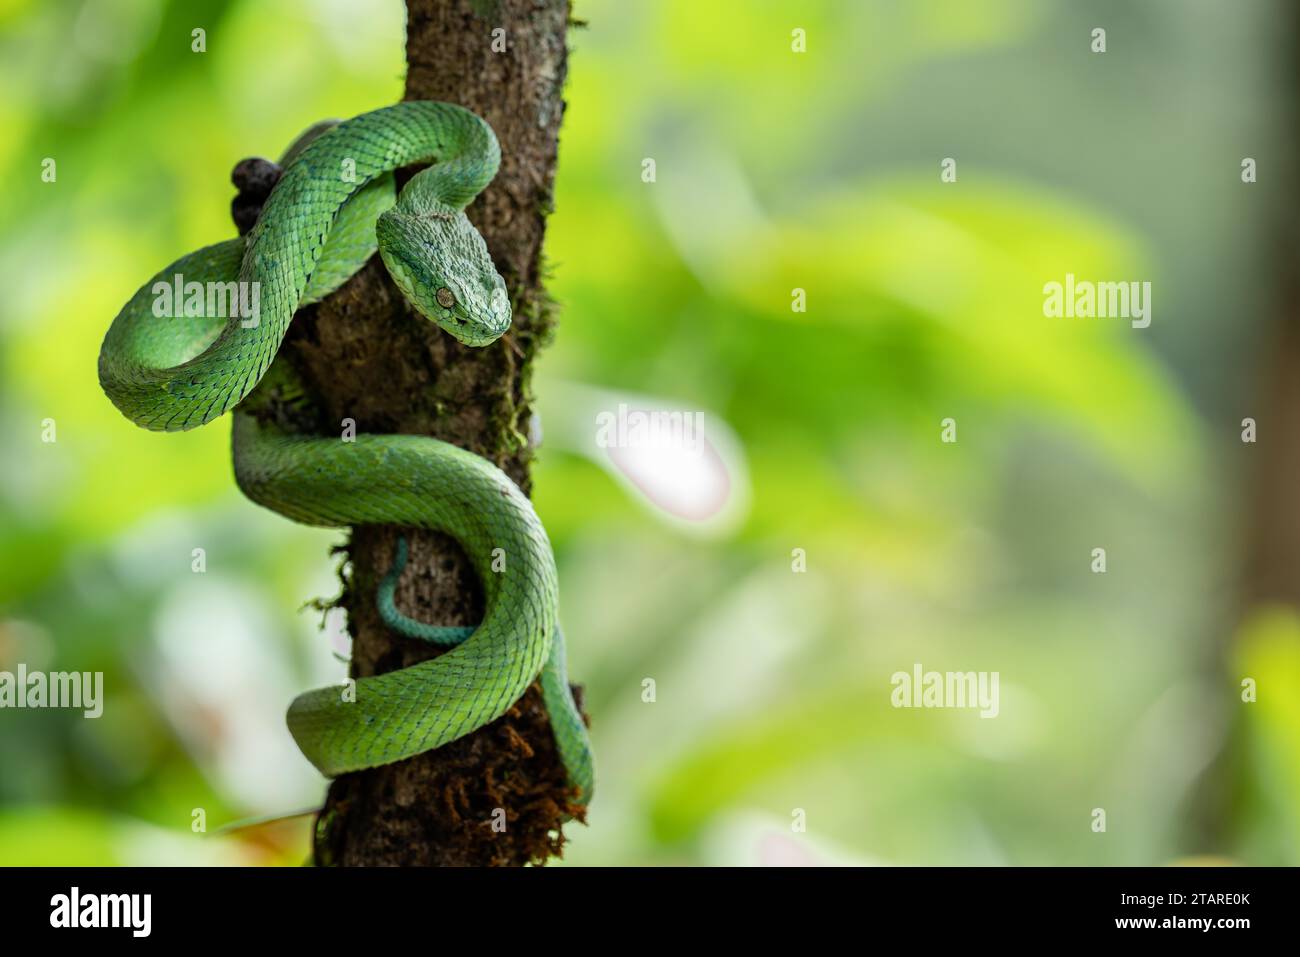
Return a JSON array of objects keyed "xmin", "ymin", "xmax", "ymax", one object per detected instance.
[{"xmin": 97, "ymin": 101, "xmax": 593, "ymax": 809}]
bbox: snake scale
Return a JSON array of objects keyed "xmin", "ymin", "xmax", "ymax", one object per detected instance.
[{"xmin": 98, "ymin": 102, "xmax": 593, "ymax": 809}]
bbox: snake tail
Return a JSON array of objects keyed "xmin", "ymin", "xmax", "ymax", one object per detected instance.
[{"xmin": 377, "ymin": 534, "xmax": 593, "ymax": 806}]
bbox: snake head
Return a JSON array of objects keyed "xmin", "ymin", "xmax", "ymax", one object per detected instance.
[{"xmin": 376, "ymin": 205, "xmax": 511, "ymax": 347}]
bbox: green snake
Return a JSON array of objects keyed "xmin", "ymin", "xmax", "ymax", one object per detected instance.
[{"xmin": 97, "ymin": 102, "xmax": 593, "ymax": 809}]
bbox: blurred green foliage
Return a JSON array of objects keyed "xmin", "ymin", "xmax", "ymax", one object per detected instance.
[{"xmin": 0, "ymin": 0, "xmax": 1294, "ymax": 865}]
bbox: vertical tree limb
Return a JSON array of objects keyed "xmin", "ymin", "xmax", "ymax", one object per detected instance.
[
  {"xmin": 277, "ymin": 0, "xmax": 578, "ymax": 866},
  {"xmin": 1188, "ymin": 4, "xmax": 1300, "ymax": 859}
]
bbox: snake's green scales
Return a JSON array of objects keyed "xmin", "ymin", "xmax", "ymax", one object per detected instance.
[{"xmin": 97, "ymin": 102, "xmax": 593, "ymax": 808}]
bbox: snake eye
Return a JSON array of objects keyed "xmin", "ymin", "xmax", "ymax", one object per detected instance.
[{"xmin": 435, "ymin": 287, "xmax": 456, "ymax": 309}]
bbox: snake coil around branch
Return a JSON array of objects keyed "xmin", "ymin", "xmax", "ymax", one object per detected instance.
[{"xmin": 98, "ymin": 101, "xmax": 593, "ymax": 807}]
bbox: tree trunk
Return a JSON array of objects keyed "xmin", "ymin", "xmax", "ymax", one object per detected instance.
[
  {"xmin": 279, "ymin": 0, "xmax": 578, "ymax": 866},
  {"xmin": 1187, "ymin": 4, "xmax": 1300, "ymax": 859}
]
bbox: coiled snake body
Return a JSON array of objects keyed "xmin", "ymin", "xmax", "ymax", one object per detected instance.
[{"xmin": 98, "ymin": 102, "xmax": 593, "ymax": 807}]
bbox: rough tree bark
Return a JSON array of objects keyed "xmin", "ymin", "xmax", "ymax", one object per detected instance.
[{"xmin": 274, "ymin": 0, "xmax": 579, "ymax": 866}]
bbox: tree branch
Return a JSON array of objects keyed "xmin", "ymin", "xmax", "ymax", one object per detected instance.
[{"xmin": 278, "ymin": 0, "xmax": 577, "ymax": 867}]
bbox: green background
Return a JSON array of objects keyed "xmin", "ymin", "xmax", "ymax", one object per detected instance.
[{"xmin": 0, "ymin": 0, "xmax": 1296, "ymax": 865}]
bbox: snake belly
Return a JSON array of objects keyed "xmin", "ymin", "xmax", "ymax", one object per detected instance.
[{"xmin": 97, "ymin": 102, "xmax": 593, "ymax": 807}]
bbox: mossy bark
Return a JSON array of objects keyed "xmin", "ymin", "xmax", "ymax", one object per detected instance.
[{"xmin": 277, "ymin": 0, "xmax": 578, "ymax": 866}]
